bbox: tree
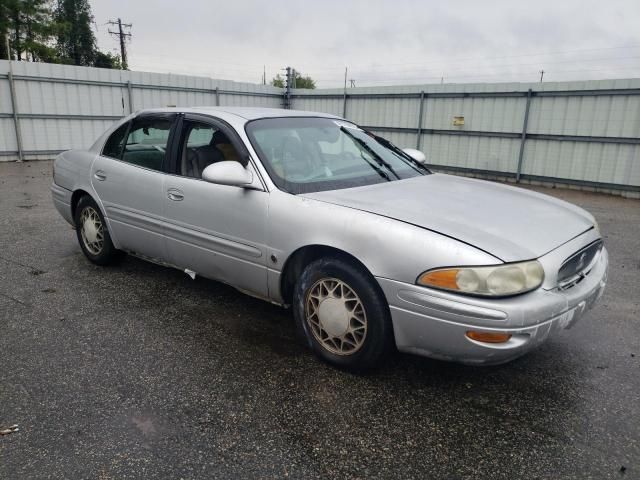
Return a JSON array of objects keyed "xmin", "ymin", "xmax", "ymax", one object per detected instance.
[
  {"xmin": 94, "ymin": 50, "xmax": 121, "ymax": 69},
  {"xmin": 271, "ymin": 69, "xmax": 317, "ymax": 89},
  {"xmin": 55, "ymin": 0, "xmax": 97, "ymax": 66},
  {"xmin": 1, "ymin": 0, "xmax": 122, "ymax": 69},
  {"xmin": 22, "ymin": 0, "xmax": 56, "ymax": 61},
  {"xmin": 1, "ymin": 0, "xmax": 55, "ymax": 61},
  {"xmin": 294, "ymin": 73, "xmax": 316, "ymax": 89},
  {"xmin": 4, "ymin": 0, "xmax": 23, "ymax": 60},
  {"xmin": 0, "ymin": 0, "xmax": 12, "ymax": 59},
  {"xmin": 271, "ymin": 73, "xmax": 285, "ymax": 88}
]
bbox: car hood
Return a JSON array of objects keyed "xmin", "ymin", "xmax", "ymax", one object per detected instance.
[{"xmin": 301, "ymin": 174, "xmax": 595, "ymax": 262}]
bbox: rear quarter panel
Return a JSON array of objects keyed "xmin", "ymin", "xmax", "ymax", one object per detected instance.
[{"xmin": 52, "ymin": 149, "xmax": 101, "ymax": 223}]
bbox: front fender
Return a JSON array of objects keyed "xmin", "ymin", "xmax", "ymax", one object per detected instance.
[{"xmin": 267, "ymin": 190, "xmax": 500, "ymax": 303}]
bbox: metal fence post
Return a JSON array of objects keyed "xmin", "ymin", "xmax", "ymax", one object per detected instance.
[
  {"xmin": 127, "ymin": 80, "xmax": 134, "ymax": 114},
  {"xmin": 342, "ymin": 92, "xmax": 348, "ymax": 118},
  {"xmin": 7, "ymin": 71, "xmax": 24, "ymax": 162},
  {"xmin": 416, "ymin": 90, "xmax": 425, "ymax": 149},
  {"xmin": 215, "ymin": 87, "xmax": 220, "ymax": 106},
  {"xmin": 342, "ymin": 67, "xmax": 348, "ymax": 118},
  {"xmin": 516, "ymin": 88, "xmax": 533, "ymax": 182}
]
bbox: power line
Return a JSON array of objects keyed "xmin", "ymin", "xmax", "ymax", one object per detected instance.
[
  {"xmin": 306, "ymin": 62, "xmax": 640, "ymax": 82},
  {"xmin": 108, "ymin": 18, "xmax": 132, "ymax": 70},
  {"xmin": 292, "ymin": 44, "xmax": 640, "ymax": 72},
  {"xmin": 307, "ymin": 64, "xmax": 640, "ymax": 87},
  {"xmin": 130, "ymin": 51, "xmax": 281, "ymax": 70},
  {"xmin": 298, "ymin": 55, "xmax": 640, "ymax": 82}
]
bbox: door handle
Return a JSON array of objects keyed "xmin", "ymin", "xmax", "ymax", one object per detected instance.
[
  {"xmin": 167, "ymin": 189, "xmax": 184, "ymax": 201},
  {"xmin": 94, "ymin": 170, "xmax": 107, "ymax": 181}
]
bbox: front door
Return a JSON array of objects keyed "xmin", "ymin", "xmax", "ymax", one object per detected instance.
[
  {"xmin": 161, "ymin": 114, "xmax": 270, "ymax": 298},
  {"xmin": 91, "ymin": 113, "xmax": 176, "ymax": 261}
]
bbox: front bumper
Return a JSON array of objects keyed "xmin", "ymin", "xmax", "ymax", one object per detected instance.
[{"xmin": 377, "ymin": 246, "xmax": 608, "ymax": 365}]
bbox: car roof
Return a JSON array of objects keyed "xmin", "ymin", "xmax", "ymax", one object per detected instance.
[{"xmin": 136, "ymin": 106, "xmax": 342, "ymax": 121}]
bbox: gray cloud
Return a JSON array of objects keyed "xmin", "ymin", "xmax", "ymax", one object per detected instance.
[{"xmin": 91, "ymin": 0, "xmax": 640, "ymax": 87}]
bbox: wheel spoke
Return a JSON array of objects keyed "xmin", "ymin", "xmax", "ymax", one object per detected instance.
[
  {"xmin": 80, "ymin": 206, "xmax": 105, "ymax": 255},
  {"xmin": 305, "ymin": 277, "xmax": 368, "ymax": 356}
]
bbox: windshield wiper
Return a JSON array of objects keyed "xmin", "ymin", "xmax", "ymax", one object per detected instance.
[
  {"xmin": 340, "ymin": 126, "xmax": 400, "ymax": 180},
  {"xmin": 372, "ymin": 134, "xmax": 429, "ymax": 172},
  {"xmin": 358, "ymin": 151, "xmax": 391, "ymax": 180}
]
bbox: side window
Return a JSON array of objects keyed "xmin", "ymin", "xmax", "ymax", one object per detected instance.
[
  {"xmin": 121, "ymin": 117, "xmax": 173, "ymax": 171},
  {"xmin": 102, "ymin": 122, "xmax": 129, "ymax": 159},
  {"xmin": 186, "ymin": 125, "xmax": 214, "ymax": 147},
  {"xmin": 179, "ymin": 121, "xmax": 242, "ymax": 178}
]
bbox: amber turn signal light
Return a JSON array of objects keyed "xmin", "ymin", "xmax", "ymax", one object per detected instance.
[
  {"xmin": 418, "ymin": 269, "xmax": 460, "ymax": 290},
  {"xmin": 465, "ymin": 331, "xmax": 512, "ymax": 344}
]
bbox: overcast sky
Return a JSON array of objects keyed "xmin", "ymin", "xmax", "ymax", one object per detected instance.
[{"xmin": 91, "ymin": 0, "xmax": 639, "ymax": 88}]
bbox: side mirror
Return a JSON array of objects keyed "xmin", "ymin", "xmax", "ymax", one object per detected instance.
[
  {"xmin": 202, "ymin": 161, "xmax": 255, "ymax": 188},
  {"xmin": 402, "ymin": 148, "xmax": 427, "ymax": 164}
]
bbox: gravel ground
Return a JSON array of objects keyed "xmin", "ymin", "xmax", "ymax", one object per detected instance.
[{"xmin": 1, "ymin": 160, "xmax": 638, "ymax": 479}]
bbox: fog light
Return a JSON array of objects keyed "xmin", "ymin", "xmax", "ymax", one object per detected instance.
[{"xmin": 466, "ymin": 331, "xmax": 512, "ymax": 344}]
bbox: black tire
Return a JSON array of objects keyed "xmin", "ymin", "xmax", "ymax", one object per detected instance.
[
  {"xmin": 74, "ymin": 195, "xmax": 125, "ymax": 266},
  {"xmin": 293, "ymin": 256, "xmax": 393, "ymax": 371}
]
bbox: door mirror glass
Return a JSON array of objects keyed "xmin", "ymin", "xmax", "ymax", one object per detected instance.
[
  {"xmin": 202, "ymin": 161, "xmax": 254, "ymax": 187},
  {"xmin": 402, "ymin": 148, "xmax": 427, "ymax": 164}
]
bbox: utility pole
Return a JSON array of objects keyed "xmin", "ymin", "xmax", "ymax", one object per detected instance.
[
  {"xmin": 349, "ymin": 79, "xmax": 356, "ymax": 88},
  {"xmin": 283, "ymin": 66, "xmax": 292, "ymax": 109},
  {"xmin": 539, "ymin": 69, "xmax": 545, "ymax": 82},
  {"xmin": 108, "ymin": 18, "xmax": 132, "ymax": 70}
]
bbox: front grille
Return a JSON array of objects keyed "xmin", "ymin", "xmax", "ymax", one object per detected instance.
[{"xmin": 557, "ymin": 240, "xmax": 603, "ymax": 289}]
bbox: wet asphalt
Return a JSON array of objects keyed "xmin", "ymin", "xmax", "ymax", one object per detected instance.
[{"xmin": 0, "ymin": 160, "xmax": 638, "ymax": 479}]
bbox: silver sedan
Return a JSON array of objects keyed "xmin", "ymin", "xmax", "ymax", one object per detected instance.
[{"xmin": 51, "ymin": 107, "xmax": 608, "ymax": 370}]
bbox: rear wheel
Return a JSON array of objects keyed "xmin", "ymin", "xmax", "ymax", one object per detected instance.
[
  {"xmin": 293, "ymin": 257, "xmax": 393, "ymax": 371},
  {"xmin": 74, "ymin": 195, "xmax": 124, "ymax": 266}
]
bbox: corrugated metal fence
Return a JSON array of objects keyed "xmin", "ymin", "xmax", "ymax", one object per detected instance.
[
  {"xmin": 0, "ymin": 60, "xmax": 282, "ymax": 161},
  {"xmin": 292, "ymin": 80, "xmax": 640, "ymax": 194},
  {"xmin": 1, "ymin": 60, "xmax": 639, "ymax": 194}
]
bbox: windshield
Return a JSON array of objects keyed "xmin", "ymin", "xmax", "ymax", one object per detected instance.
[{"xmin": 245, "ymin": 117, "xmax": 429, "ymax": 194}]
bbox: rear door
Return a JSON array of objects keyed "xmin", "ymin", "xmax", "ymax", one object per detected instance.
[
  {"xmin": 162, "ymin": 113, "xmax": 270, "ymax": 298},
  {"xmin": 91, "ymin": 113, "xmax": 177, "ymax": 261}
]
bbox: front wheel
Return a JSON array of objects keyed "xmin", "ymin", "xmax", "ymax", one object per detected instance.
[
  {"xmin": 293, "ymin": 257, "xmax": 393, "ymax": 371},
  {"xmin": 74, "ymin": 195, "xmax": 124, "ymax": 266}
]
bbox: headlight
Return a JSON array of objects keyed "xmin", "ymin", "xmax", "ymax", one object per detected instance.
[{"xmin": 417, "ymin": 260, "xmax": 545, "ymax": 297}]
